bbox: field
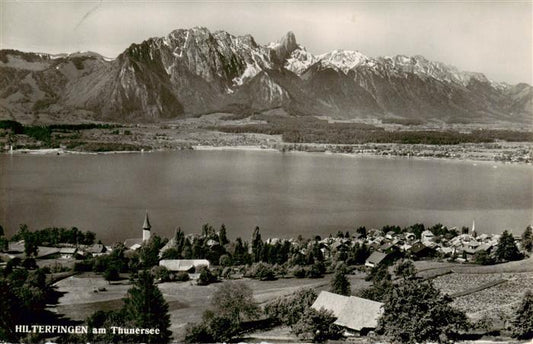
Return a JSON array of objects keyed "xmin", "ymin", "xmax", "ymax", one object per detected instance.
[
  {"xmin": 417, "ymin": 257, "xmax": 533, "ymax": 327},
  {"xmin": 49, "ymin": 258, "xmax": 533, "ymax": 342},
  {"xmin": 51, "ymin": 271, "xmax": 370, "ymax": 341}
]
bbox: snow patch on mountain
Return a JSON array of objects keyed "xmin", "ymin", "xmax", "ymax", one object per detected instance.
[
  {"xmin": 318, "ymin": 50, "xmax": 372, "ymax": 74},
  {"xmin": 233, "ymin": 61, "xmax": 262, "ymax": 86},
  {"xmin": 380, "ymin": 55, "xmax": 491, "ymax": 86},
  {"xmin": 285, "ymin": 47, "xmax": 318, "ymax": 75}
]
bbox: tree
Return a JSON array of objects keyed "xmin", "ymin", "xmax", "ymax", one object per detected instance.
[
  {"xmin": 521, "ymin": 226, "xmax": 533, "ymax": 253},
  {"xmin": 85, "ymin": 309, "xmax": 125, "ymax": 343},
  {"xmin": 0, "ymin": 225, "xmax": 6, "ymax": 252},
  {"xmin": 197, "ymin": 266, "xmax": 216, "ymax": 286},
  {"xmin": 393, "ymin": 259, "xmax": 416, "ymax": 279},
  {"xmin": 330, "ymin": 268, "xmax": 350, "ymax": 296},
  {"xmin": 202, "ymin": 311, "xmax": 239, "ymax": 343},
  {"xmin": 0, "ymin": 278, "xmax": 20, "ymax": 341},
  {"xmin": 219, "ymin": 224, "xmax": 229, "ymax": 246},
  {"xmin": 249, "ymin": 262, "xmax": 276, "ymax": 281},
  {"xmin": 185, "ymin": 310, "xmax": 238, "ymax": 344},
  {"xmin": 174, "ymin": 227, "xmax": 185, "ymax": 254},
  {"xmin": 139, "ymin": 235, "xmax": 164, "ymax": 268},
  {"xmin": 251, "ymin": 226, "xmax": 263, "ymax": 263},
  {"xmin": 265, "ymin": 288, "xmax": 317, "ymax": 326},
  {"xmin": 122, "ymin": 270, "xmax": 172, "ymax": 343},
  {"xmin": 232, "ymin": 237, "xmax": 249, "ymax": 265},
  {"xmin": 103, "ymin": 265, "xmax": 120, "ymax": 283},
  {"xmin": 292, "ymin": 307, "xmax": 343, "ymax": 343},
  {"xmin": 512, "ymin": 290, "xmax": 533, "ymax": 339},
  {"xmin": 22, "ymin": 228, "xmax": 38, "ymax": 258},
  {"xmin": 307, "ymin": 262, "xmax": 325, "ymax": 278},
  {"xmin": 185, "ymin": 282, "xmax": 258, "ymax": 343},
  {"xmin": 361, "ymin": 264, "xmax": 393, "ymax": 302},
  {"xmin": 151, "ymin": 265, "xmax": 170, "ymax": 282},
  {"xmin": 211, "ymin": 282, "xmax": 259, "ymax": 324},
  {"xmin": 161, "ymin": 247, "xmax": 181, "ymax": 260},
  {"xmin": 473, "ymin": 250, "xmax": 495, "ymax": 265},
  {"xmin": 378, "ymin": 279, "xmax": 468, "ymax": 343},
  {"xmin": 495, "ymin": 230, "xmax": 523, "ymax": 262},
  {"xmin": 182, "ymin": 239, "xmax": 193, "ymax": 259},
  {"xmin": 0, "ymin": 268, "xmax": 53, "ymax": 342},
  {"xmin": 348, "ymin": 242, "xmax": 370, "ymax": 265},
  {"xmin": 218, "ymin": 254, "xmax": 232, "ymax": 267}
]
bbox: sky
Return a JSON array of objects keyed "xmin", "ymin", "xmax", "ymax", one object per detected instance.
[{"xmin": 1, "ymin": 1, "xmax": 531, "ymax": 84}]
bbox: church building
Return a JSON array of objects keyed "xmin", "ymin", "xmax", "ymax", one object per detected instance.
[{"xmin": 124, "ymin": 210, "xmax": 152, "ymax": 250}]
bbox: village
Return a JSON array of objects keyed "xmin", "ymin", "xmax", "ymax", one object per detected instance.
[
  {"xmin": 1, "ymin": 214, "xmax": 532, "ymax": 342},
  {"xmin": 0, "ymin": 219, "xmax": 514, "ymax": 269}
]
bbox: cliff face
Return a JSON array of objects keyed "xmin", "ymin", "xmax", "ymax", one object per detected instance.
[{"xmin": 0, "ymin": 28, "xmax": 531, "ymax": 123}]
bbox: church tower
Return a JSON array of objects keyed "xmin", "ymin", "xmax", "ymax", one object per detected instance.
[{"xmin": 142, "ymin": 211, "xmax": 151, "ymax": 242}]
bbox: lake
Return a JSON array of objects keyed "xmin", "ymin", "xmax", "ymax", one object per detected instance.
[{"xmin": 0, "ymin": 150, "xmax": 531, "ymax": 243}]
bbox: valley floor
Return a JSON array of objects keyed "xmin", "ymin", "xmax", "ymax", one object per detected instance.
[{"xmin": 2, "ymin": 112, "xmax": 532, "ymax": 164}]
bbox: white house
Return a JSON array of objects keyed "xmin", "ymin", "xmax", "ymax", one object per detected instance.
[{"xmin": 159, "ymin": 259, "xmax": 210, "ymax": 272}]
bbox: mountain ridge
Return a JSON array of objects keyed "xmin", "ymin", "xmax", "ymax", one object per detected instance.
[{"xmin": 0, "ymin": 27, "xmax": 531, "ymax": 124}]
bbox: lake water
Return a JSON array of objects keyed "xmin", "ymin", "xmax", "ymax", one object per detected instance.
[{"xmin": 0, "ymin": 150, "xmax": 531, "ymax": 243}]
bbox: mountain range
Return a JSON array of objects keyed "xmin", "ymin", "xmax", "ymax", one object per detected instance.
[{"xmin": 0, "ymin": 27, "xmax": 531, "ymax": 124}]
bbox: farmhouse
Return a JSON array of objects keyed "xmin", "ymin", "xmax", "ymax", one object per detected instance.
[
  {"xmin": 410, "ymin": 241, "xmax": 436, "ymax": 259},
  {"xmin": 365, "ymin": 251, "xmax": 388, "ymax": 268},
  {"xmin": 312, "ymin": 291, "xmax": 383, "ymax": 335},
  {"xmin": 59, "ymin": 247, "xmax": 77, "ymax": 259},
  {"xmin": 159, "ymin": 259, "xmax": 210, "ymax": 272},
  {"xmin": 83, "ymin": 243, "xmax": 107, "ymax": 257}
]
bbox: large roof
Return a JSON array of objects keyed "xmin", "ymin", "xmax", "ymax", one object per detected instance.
[
  {"xmin": 124, "ymin": 238, "xmax": 143, "ymax": 248},
  {"xmin": 312, "ymin": 291, "xmax": 383, "ymax": 331},
  {"xmin": 366, "ymin": 251, "xmax": 388, "ymax": 265},
  {"xmin": 159, "ymin": 259, "xmax": 210, "ymax": 272}
]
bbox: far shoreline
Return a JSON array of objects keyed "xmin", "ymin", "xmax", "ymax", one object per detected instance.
[{"xmin": 3, "ymin": 143, "xmax": 532, "ymax": 167}]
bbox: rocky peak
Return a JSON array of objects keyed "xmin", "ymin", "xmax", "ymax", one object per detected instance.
[{"xmin": 270, "ymin": 31, "xmax": 299, "ymax": 64}]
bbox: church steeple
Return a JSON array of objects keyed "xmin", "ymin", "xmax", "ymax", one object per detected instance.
[{"xmin": 142, "ymin": 211, "xmax": 151, "ymax": 241}]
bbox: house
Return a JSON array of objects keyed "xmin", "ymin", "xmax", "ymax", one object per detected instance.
[
  {"xmin": 59, "ymin": 247, "xmax": 77, "ymax": 259},
  {"xmin": 438, "ymin": 246, "xmax": 455, "ymax": 256},
  {"xmin": 410, "ymin": 241, "xmax": 436, "ymax": 259},
  {"xmin": 312, "ymin": 291, "xmax": 383, "ymax": 335},
  {"xmin": 421, "ymin": 230, "xmax": 436, "ymax": 246},
  {"xmin": 206, "ymin": 239, "xmax": 219, "ymax": 247},
  {"xmin": 35, "ymin": 246, "xmax": 60, "ymax": 259},
  {"xmin": 365, "ymin": 251, "xmax": 388, "ymax": 268},
  {"xmin": 159, "ymin": 259, "xmax": 210, "ymax": 272},
  {"xmin": 369, "ymin": 242, "xmax": 381, "ymax": 251},
  {"xmin": 159, "ymin": 237, "xmax": 177, "ymax": 256},
  {"xmin": 385, "ymin": 231, "xmax": 396, "ymax": 240},
  {"xmin": 124, "ymin": 238, "xmax": 143, "ymax": 251},
  {"xmin": 84, "ymin": 244, "xmax": 107, "ymax": 257},
  {"xmin": 475, "ymin": 243, "xmax": 494, "ymax": 254},
  {"xmin": 403, "ymin": 232, "xmax": 416, "ymax": 242}
]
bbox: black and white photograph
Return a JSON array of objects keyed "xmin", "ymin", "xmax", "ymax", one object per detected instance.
[{"xmin": 0, "ymin": 0, "xmax": 532, "ymax": 343}]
